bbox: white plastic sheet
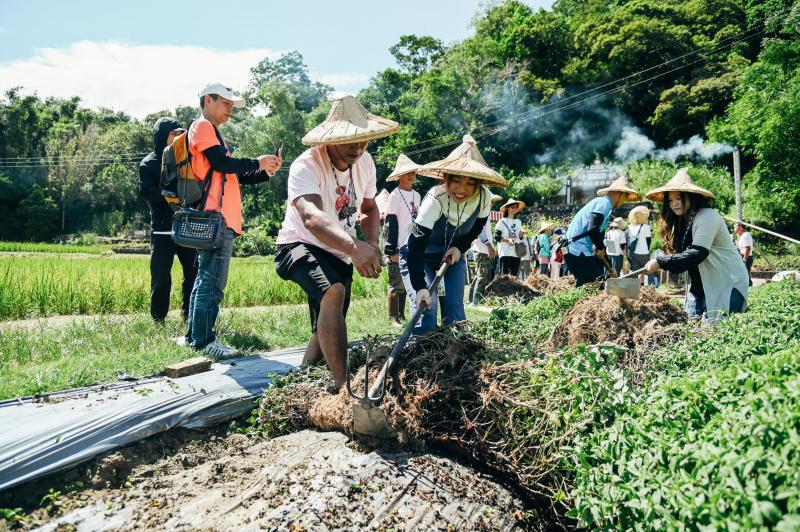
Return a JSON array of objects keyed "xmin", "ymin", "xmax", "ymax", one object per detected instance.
[{"xmin": 0, "ymin": 348, "xmax": 304, "ymax": 491}]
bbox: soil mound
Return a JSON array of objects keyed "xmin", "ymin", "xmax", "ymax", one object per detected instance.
[
  {"xmin": 525, "ymin": 273, "xmax": 576, "ymax": 293},
  {"xmin": 484, "ymin": 275, "xmax": 540, "ymax": 303},
  {"xmin": 20, "ymin": 430, "xmax": 536, "ymax": 530},
  {"xmin": 549, "ymin": 286, "xmax": 686, "ymax": 351}
]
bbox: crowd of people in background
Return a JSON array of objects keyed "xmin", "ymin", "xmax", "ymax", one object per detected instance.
[{"xmin": 139, "ymin": 86, "xmax": 753, "ymax": 388}]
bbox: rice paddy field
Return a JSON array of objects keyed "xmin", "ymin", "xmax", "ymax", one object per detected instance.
[{"xmin": 0, "ymin": 253, "xmax": 386, "ymax": 319}]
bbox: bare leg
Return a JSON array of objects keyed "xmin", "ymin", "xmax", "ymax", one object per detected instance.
[
  {"xmin": 316, "ymin": 283, "xmax": 347, "ymax": 388},
  {"xmin": 303, "ymin": 332, "xmax": 324, "ymax": 366}
]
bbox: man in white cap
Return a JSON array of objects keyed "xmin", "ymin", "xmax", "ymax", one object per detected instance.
[
  {"xmin": 183, "ymin": 83, "xmax": 282, "ymax": 358},
  {"xmin": 383, "ymin": 154, "xmax": 422, "ymax": 326},
  {"xmin": 275, "ymin": 95, "xmax": 398, "ymax": 390}
]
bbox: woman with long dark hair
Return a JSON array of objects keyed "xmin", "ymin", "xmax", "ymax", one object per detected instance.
[{"xmin": 644, "ymin": 168, "xmax": 749, "ymax": 320}]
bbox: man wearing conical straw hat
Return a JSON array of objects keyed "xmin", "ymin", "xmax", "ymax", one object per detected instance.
[
  {"xmin": 275, "ymin": 95, "xmax": 398, "ymax": 389},
  {"xmin": 642, "ymin": 168, "xmax": 748, "ymax": 321},
  {"xmin": 401, "ymin": 135, "xmax": 507, "ymax": 335},
  {"xmin": 565, "ymin": 174, "xmax": 641, "ymax": 286},
  {"xmin": 469, "ymin": 192, "xmax": 504, "ymax": 305},
  {"xmin": 383, "ymin": 154, "xmax": 423, "ymax": 326}
]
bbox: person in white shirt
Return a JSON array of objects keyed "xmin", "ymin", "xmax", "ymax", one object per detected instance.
[
  {"xmin": 469, "ymin": 193, "xmax": 503, "ymax": 304},
  {"xmin": 494, "ymin": 198, "xmax": 525, "ymax": 276},
  {"xmin": 605, "ymin": 218, "xmax": 627, "ymax": 277},
  {"xmin": 734, "ymin": 222, "xmax": 754, "ymax": 286},
  {"xmin": 383, "ymin": 154, "xmax": 423, "ymax": 325},
  {"xmin": 627, "ymin": 206, "xmax": 652, "ymax": 285},
  {"xmin": 275, "ymin": 96, "xmax": 397, "ymax": 390},
  {"xmin": 644, "ymin": 168, "xmax": 749, "ymax": 320},
  {"xmin": 519, "ymin": 229, "xmax": 534, "ymax": 280}
]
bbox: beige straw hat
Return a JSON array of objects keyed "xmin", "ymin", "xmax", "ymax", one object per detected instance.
[
  {"xmin": 386, "ymin": 154, "xmax": 420, "ymax": 182},
  {"xmin": 597, "ymin": 175, "xmax": 642, "ymax": 202},
  {"xmin": 499, "ymin": 198, "xmax": 526, "ymax": 214},
  {"xmin": 538, "ymin": 220, "xmax": 554, "ymax": 233},
  {"xmin": 302, "ymin": 95, "xmax": 399, "ymax": 146},
  {"xmin": 417, "ymin": 135, "xmax": 508, "ymax": 187},
  {"xmin": 645, "ymin": 167, "xmax": 715, "ymax": 202},
  {"xmin": 491, "ymin": 194, "xmax": 503, "ymax": 203},
  {"xmin": 628, "ymin": 205, "xmax": 651, "ymax": 225}
]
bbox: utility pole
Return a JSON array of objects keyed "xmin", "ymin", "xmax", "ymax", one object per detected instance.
[{"xmin": 733, "ymin": 147, "xmax": 742, "ymax": 221}]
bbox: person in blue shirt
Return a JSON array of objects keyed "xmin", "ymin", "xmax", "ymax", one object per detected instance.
[{"xmin": 565, "ymin": 176, "xmax": 641, "ymax": 286}]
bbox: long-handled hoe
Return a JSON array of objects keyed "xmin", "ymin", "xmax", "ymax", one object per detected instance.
[{"xmin": 346, "ymin": 261, "xmax": 449, "ymax": 438}]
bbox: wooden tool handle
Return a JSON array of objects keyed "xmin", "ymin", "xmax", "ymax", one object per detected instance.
[
  {"xmin": 620, "ymin": 267, "xmax": 649, "ymax": 279},
  {"xmin": 597, "ymin": 253, "xmax": 618, "ymax": 278}
]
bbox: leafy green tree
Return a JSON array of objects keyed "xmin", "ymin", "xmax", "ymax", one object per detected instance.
[
  {"xmin": 389, "ymin": 35, "xmax": 445, "ymax": 76},
  {"xmin": 16, "ymin": 184, "xmax": 59, "ymax": 241},
  {"xmin": 247, "ymin": 51, "xmax": 332, "ymax": 113}
]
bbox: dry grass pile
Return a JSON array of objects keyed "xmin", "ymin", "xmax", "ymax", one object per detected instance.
[
  {"xmin": 549, "ymin": 286, "xmax": 686, "ymax": 356},
  {"xmin": 525, "ymin": 274, "xmax": 576, "ymax": 294},
  {"xmin": 484, "ymin": 275, "xmax": 540, "ymax": 303},
  {"xmin": 257, "ymin": 325, "xmax": 630, "ymax": 508}
]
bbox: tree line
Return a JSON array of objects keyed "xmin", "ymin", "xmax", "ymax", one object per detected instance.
[{"xmin": 1, "ymin": 0, "xmax": 797, "ymax": 242}]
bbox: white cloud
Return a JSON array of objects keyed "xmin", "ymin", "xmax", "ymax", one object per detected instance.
[
  {"xmin": 318, "ymin": 72, "xmax": 371, "ymax": 90},
  {"xmin": 0, "ymin": 41, "xmax": 282, "ymax": 118}
]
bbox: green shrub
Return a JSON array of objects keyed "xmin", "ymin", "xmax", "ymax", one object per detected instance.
[
  {"xmin": 233, "ymin": 227, "xmax": 276, "ymax": 257},
  {"xmin": 570, "ymin": 343, "xmax": 800, "ymax": 530},
  {"xmin": 651, "ymin": 280, "xmax": 800, "ymax": 378},
  {"xmin": 473, "ymin": 286, "xmax": 590, "ymax": 350}
]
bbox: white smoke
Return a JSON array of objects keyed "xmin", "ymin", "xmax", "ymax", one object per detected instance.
[{"xmin": 615, "ymin": 126, "xmax": 734, "ymax": 163}]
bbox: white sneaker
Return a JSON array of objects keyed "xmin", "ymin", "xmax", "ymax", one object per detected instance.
[{"xmin": 204, "ymin": 340, "xmax": 240, "ymax": 359}]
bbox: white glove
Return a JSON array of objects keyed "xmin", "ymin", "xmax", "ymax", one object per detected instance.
[{"xmin": 416, "ymin": 288, "xmax": 432, "ymax": 309}]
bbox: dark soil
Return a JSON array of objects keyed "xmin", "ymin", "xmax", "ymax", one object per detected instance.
[{"xmin": 484, "ymin": 275, "xmax": 541, "ymax": 303}]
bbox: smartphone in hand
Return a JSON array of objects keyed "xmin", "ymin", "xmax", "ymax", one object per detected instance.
[{"xmin": 275, "ymin": 141, "xmax": 283, "ymax": 156}]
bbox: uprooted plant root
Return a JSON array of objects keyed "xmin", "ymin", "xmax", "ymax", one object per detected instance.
[
  {"xmin": 257, "ymin": 324, "xmax": 627, "ymax": 509},
  {"xmin": 484, "ymin": 275, "xmax": 541, "ymax": 303},
  {"xmin": 525, "ymin": 273, "xmax": 576, "ymax": 294},
  {"xmin": 548, "ymin": 286, "xmax": 687, "ymax": 353}
]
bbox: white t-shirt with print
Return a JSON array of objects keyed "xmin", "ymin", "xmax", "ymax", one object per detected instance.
[
  {"xmin": 385, "ymin": 187, "xmax": 421, "ymax": 251},
  {"xmin": 276, "ymin": 145, "xmax": 377, "ymax": 262},
  {"xmin": 496, "ymin": 218, "xmax": 523, "ymax": 258},
  {"xmin": 627, "ymin": 223, "xmax": 652, "ymax": 255}
]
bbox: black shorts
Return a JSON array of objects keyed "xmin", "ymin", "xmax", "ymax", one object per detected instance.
[
  {"xmin": 564, "ymin": 253, "xmax": 605, "ymax": 287},
  {"xmin": 275, "ymin": 242, "xmax": 353, "ymax": 332}
]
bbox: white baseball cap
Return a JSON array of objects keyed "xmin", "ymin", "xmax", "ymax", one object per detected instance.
[{"xmin": 199, "ymin": 83, "xmax": 246, "ymax": 108}]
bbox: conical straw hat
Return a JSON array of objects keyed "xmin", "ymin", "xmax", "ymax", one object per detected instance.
[
  {"xmin": 386, "ymin": 154, "xmax": 420, "ymax": 182},
  {"xmin": 491, "ymin": 194, "xmax": 503, "ymax": 203},
  {"xmin": 645, "ymin": 167, "xmax": 715, "ymax": 202},
  {"xmin": 538, "ymin": 221, "xmax": 554, "ymax": 233},
  {"xmin": 597, "ymin": 175, "xmax": 641, "ymax": 202},
  {"xmin": 417, "ymin": 135, "xmax": 508, "ymax": 187},
  {"xmin": 302, "ymin": 95, "xmax": 399, "ymax": 146},
  {"xmin": 499, "ymin": 198, "xmax": 526, "ymax": 214},
  {"xmin": 628, "ymin": 205, "xmax": 651, "ymax": 225}
]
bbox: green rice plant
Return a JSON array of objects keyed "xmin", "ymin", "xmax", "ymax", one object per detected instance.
[
  {"xmin": 0, "ymin": 254, "xmax": 387, "ymax": 319},
  {"xmin": 0, "ymin": 241, "xmax": 109, "ymax": 254}
]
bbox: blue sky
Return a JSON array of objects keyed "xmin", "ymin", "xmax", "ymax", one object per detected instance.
[{"xmin": 0, "ymin": 0, "xmax": 554, "ymax": 117}]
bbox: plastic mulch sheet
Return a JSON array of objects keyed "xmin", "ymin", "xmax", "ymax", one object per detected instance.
[{"xmin": 0, "ymin": 348, "xmax": 304, "ymax": 491}]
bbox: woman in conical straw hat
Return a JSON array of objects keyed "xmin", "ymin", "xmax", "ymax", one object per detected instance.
[
  {"xmin": 626, "ymin": 205, "xmax": 653, "ymax": 286},
  {"xmin": 565, "ymin": 174, "xmax": 641, "ymax": 286},
  {"xmin": 275, "ymin": 94, "xmax": 398, "ymax": 389},
  {"xmin": 494, "ymin": 198, "xmax": 526, "ymax": 276},
  {"xmin": 401, "ymin": 135, "xmax": 507, "ymax": 335},
  {"xmin": 383, "ymin": 154, "xmax": 423, "ymax": 326},
  {"xmin": 643, "ymin": 168, "xmax": 748, "ymax": 320},
  {"xmin": 469, "ymin": 193, "xmax": 504, "ymax": 305}
]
